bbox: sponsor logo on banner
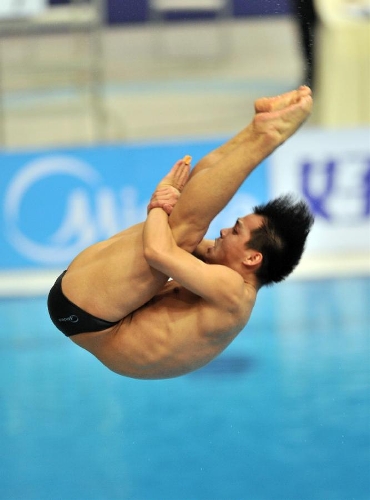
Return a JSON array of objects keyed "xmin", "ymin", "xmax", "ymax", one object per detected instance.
[
  {"xmin": 302, "ymin": 153, "xmax": 370, "ymax": 224},
  {"xmin": 270, "ymin": 128, "xmax": 370, "ymax": 254},
  {"xmin": 3, "ymin": 156, "xmax": 147, "ymax": 265},
  {"xmin": 3, "ymin": 153, "xmax": 263, "ymax": 267}
]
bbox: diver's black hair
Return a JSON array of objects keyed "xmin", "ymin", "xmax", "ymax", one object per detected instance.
[{"xmin": 249, "ymin": 195, "xmax": 314, "ymax": 286}]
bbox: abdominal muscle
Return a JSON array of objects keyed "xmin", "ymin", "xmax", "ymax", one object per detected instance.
[{"xmin": 70, "ymin": 281, "xmax": 245, "ymax": 380}]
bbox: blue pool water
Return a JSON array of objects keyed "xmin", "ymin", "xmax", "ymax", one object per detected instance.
[{"xmin": 1, "ymin": 277, "xmax": 369, "ymax": 500}]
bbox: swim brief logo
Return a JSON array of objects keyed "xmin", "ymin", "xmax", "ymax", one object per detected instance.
[{"xmin": 58, "ymin": 315, "xmax": 79, "ymax": 323}]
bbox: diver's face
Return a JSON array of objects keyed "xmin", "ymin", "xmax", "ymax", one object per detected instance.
[{"xmin": 205, "ymin": 214, "xmax": 264, "ymax": 267}]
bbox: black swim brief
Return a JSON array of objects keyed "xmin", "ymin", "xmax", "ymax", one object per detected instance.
[{"xmin": 47, "ymin": 270, "xmax": 120, "ymax": 337}]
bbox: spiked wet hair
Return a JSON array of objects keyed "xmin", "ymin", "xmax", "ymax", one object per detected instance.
[{"xmin": 248, "ymin": 195, "xmax": 314, "ymax": 287}]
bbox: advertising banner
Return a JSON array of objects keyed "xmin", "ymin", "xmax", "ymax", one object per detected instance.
[
  {"xmin": 0, "ymin": 139, "xmax": 267, "ymax": 270},
  {"xmin": 269, "ymin": 128, "xmax": 370, "ymax": 256},
  {"xmin": 1, "ymin": 127, "xmax": 368, "ymax": 277}
]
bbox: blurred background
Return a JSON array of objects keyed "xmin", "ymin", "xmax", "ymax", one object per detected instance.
[
  {"xmin": 0, "ymin": 0, "xmax": 368, "ymax": 149},
  {"xmin": 0, "ymin": 1, "xmax": 369, "ymax": 500}
]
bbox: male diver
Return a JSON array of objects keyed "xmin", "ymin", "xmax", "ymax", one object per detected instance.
[{"xmin": 48, "ymin": 86, "xmax": 314, "ymax": 379}]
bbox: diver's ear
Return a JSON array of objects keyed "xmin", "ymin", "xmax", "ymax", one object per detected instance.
[{"xmin": 242, "ymin": 251, "xmax": 263, "ymax": 269}]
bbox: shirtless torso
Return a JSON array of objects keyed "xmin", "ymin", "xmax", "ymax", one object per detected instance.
[
  {"xmin": 61, "ymin": 219, "xmax": 256, "ymax": 379},
  {"xmin": 60, "ymin": 200, "xmax": 264, "ymax": 379},
  {"xmin": 70, "ymin": 277, "xmax": 255, "ymax": 379}
]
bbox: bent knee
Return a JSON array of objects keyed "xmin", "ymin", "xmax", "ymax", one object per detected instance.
[{"xmin": 170, "ymin": 221, "xmax": 207, "ymax": 253}]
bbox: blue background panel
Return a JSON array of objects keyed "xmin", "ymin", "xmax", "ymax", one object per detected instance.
[{"xmin": 0, "ymin": 139, "xmax": 268, "ymax": 269}]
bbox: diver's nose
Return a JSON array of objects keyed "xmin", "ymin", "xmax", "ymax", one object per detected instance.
[{"xmin": 220, "ymin": 228, "xmax": 226, "ymax": 238}]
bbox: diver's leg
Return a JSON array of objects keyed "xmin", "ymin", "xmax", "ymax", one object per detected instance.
[
  {"xmin": 186, "ymin": 86, "xmax": 312, "ymax": 181},
  {"xmin": 168, "ymin": 90, "xmax": 313, "ymax": 251}
]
